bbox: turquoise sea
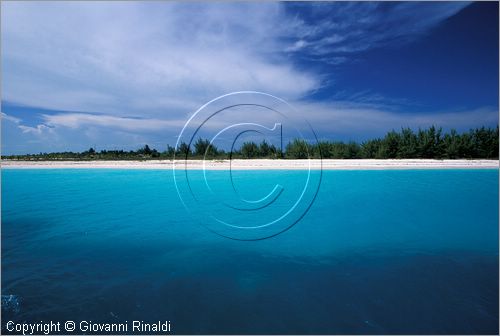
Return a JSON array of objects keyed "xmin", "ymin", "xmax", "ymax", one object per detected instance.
[{"xmin": 1, "ymin": 169, "xmax": 499, "ymax": 334}]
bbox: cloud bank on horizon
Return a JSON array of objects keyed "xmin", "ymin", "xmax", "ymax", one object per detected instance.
[{"xmin": 1, "ymin": 1, "xmax": 498, "ymax": 154}]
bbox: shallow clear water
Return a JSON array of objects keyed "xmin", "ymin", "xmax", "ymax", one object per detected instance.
[{"xmin": 2, "ymin": 169, "xmax": 499, "ymax": 334}]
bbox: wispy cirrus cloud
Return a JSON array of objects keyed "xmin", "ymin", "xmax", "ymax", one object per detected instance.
[{"xmin": 283, "ymin": 2, "xmax": 469, "ymax": 60}]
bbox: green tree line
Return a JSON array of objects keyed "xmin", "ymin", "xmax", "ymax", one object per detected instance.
[{"xmin": 3, "ymin": 126, "xmax": 498, "ymax": 160}]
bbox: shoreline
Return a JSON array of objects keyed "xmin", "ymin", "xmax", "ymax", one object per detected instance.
[{"xmin": 1, "ymin": 159, "xmax": 498, "ymax": 170}]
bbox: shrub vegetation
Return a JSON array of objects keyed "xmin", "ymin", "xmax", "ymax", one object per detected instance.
[{"xmin": 4, "ymin": 126, "xmax": 498, "ymax": 160}]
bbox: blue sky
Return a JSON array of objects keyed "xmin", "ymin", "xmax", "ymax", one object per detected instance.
[{"xmin": 1, "ymin": 1, "xmax": 498, "ymax": 154}]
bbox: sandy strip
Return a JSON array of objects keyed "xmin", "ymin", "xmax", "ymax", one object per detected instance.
[{"xmin": 1, "ymin": 159, "xmax": 498, "ymax": 170}]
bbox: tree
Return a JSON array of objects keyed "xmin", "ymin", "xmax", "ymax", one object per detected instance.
[
  {"xmin": 417, "ymin": 126, "xmax": 444, "ymax": 158},
  {"xmin": 165, "ymin": 145, "xmax": 175, "ymax": 158},
  {"xmin": 398, "ymin": 128, "xmax": 417, "ymax": 158},
  {"xmin": 317, "ymin": 141, "xmax": 332, "ymax": 158},
  {"xmin": 268, "ymin": 144, "xmax": 279, "ymax": 159},
  {"xmin": 193, "ymin": 138, "xmax": 209, "ymax": 156},
  {"xmin": 193, "ymin": 138, "xmax": 219, "ymax": 157},
  {"xmin": 458, "ymin": 132, "xmax": 474, "ymax": 158},
  {"xmin": 143, "ymin": 144, "xmax": 152, "ymax": 155},
  {"xmin": 5, "ymin": 125, "xmax": 499, "ymax": 161},
  {"xmin": 360, "ymin": 139, "xmax": 382, "ymax": 159},
  {"xmin": 346, "ymin": 141, "xmax": 360, "ymax": 159},
  {"xmin": 176, "ymin": 142, "xmax": 191, "ymax": 157},
  {"xmin": 444, "ymin": 129, "xmax": 460, "ymax": 159},
  {"xmin": 241, "ymin": 142, "xmax": 259, "ymax": 158},
  {"xmin": 286, "ymin": 139, "xmax": 309, "ymax": 159},
  {"xmin": 472, "ymin": 126, "xmax": 497, "ymax": 158},
  {"xmin": 383, "ymin": 130, "xmax": 400, "ymax": 158},
  {"xmin": 259, "ymin": 140, "xmax": 270, "ymax": 157},
  {"xmin": 493, "ymin": 126, "xmax": 500, "ymax": 159},
  {"xmin": 330, "ymin": 142, "xmax": 347, "ymax": 158}
]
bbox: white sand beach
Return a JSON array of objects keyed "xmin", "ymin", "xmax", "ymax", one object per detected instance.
[{"xmin": 1, "ymin": 159, "xmax": 498, "ymax": 170}]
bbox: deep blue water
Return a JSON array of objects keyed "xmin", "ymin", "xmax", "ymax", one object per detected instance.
[{"xmin": 1, "ymin": 169, "xmax": 499, "ymax": 334}]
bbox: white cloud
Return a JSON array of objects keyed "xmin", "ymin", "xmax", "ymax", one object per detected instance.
[
  {"xmin": 1, "ymin": 112, "xmax": 21, "ymax": 124},
  {"xmin": 285, "ymin": 40, "xmax": 309, "ymax": 52},
  {"xmin": 1, "ymin": 2, "xmax": 320, "ymax": 116},
  {"xmin": 18, "ymin": 124, "xmax": 54, "ymax": 135},
  {"xmin": 41, "ymin": 113, "xmax": 185, "ymax": 132},
  {"xmin": 293, "ymin": 101, "xmax": 498, "ymax": 140}
]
